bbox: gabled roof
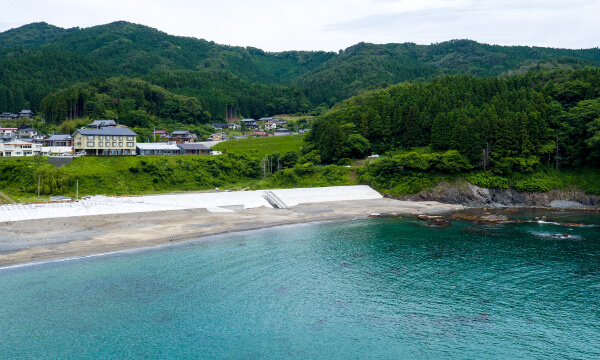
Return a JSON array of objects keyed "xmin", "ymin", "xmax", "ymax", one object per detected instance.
[
  {"xmin": 172, "ymin": 130, "xmax": 191, "ymax": 135},
  {"xmin": 74, "ymin": 128, "xmax": 137, "ymax": 136},
  {"xmin": 19, "ymin": 110, "xmax": 33, "ymax": 114},
  {"xmin": 177, "ymin": 143, "xmax": 210, "ymax": 150},
  {"xmin": 88, "ymin": 119, "xmax": 117, "ymax": 128},
  {"xmin": 46, "ymin": 134, "xmax": 72, "ymax": 141}
]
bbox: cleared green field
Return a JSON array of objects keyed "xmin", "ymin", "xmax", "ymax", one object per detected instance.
[
  {"xmin": 212, "ymin": 135, "xmax": 305, "ymax": 159},
  {"xmin": 273, "ymin": 115, "xmax": 315, "ymax": 122}
]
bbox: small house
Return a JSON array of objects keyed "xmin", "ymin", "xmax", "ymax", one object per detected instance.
[
  {"xmin": 177, "ymin": 143, "xmax": 213, "ymax": 155},
  {"xmin": 136, "ymin": 143, "xmax": 181, "ymax": 155}
]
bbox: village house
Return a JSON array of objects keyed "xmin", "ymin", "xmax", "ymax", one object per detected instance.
[
  {"xmin": 208, "ymin": 132, "xmax": 227, "ymax": 141},
  {"xmin": 136, "ymin": 143, "xmax": 181, "ymax": 155},
  {"xmin": 153, "ymin": 129, "xmax": 169, "ymax": 139},
  {"xmin": 0, "ymin": 128, "xmax": 18, "ymax": 137},
  {"xmin": 72, "ymin": 127, "xmax": 137, "ymax": 155},
  {"xmin": 0, "ymin": 139, "xmax": 42, "ymax": 157},
  {"xmin": 240, "ymin": 119, "xmax": 259, "ymax": 130},
  {"xmin": 169, "ymin": 130, "xmax": 197, "ymax": 144},
  {"xmin": 88, "ymin": 119, "xmax": 117, "ymax": 128},
  {"xmin": 17, "ymin": 128, "xmax": 38, "ymax": 138},
  {"xmin": 18, "ymin": 110, "xmax": 34, "ymax": 120},
  {"xmin": 177, "ymin": 143, "xmax": 213, "ymax": 155},
  {"xmin": 274, "ymin": 128, "xmax": 291, "ymax": 136},
  {"xmin": 212, "ymin": 123, "xmax": 228, "ymax": 130},
  {"xmin": 264, "ymin": 122, "xmax": 277, "ymax": 130},
  {"xmin": 227, "ymin": 123, "xmax": 240, "ymax": 130},
  {"xmin": 44, "ymin": 135, "xmax": 74, "ymax": 147}
]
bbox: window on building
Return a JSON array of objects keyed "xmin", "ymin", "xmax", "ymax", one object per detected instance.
[
  {"xmin": 99, "ymin": 142, "xmax": 103, "ymax": 147},
  {"xmin": 127, "ymin": 136, "xmax": 134, "ymax": 141},
  {"xmin": 119, "ymin": 142, "xmax": 123, "ymax": 147},
  {"xmin": 105, "ymin": 142, "xmax": 110, "ymax": 147},
  {"xmin": 112, "ymin": 136, "xmax": 117, "ymax": 140},
  {"xmin": 98, "ymin": 136, "xmax": 103, "ymax": 140},
  {"xmin": 127, "ymin": 142, "xmax": 134, "ymax": 147},
  {"xmin": 87, "ymin": 135, "xmax": 94, "ymax": 140},
  {"xmin": 112, "ymin": 142, "xmax": 117, "ymax": 147},
  {"xmin": 119, "ymin": 136, "xmax": 123, "ymax": 140},
  {"xmin": 87, "ymin": 142, "xmax": 94, "ymax": 147}
]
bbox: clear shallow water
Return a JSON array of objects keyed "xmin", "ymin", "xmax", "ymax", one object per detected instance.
[{"xmin": 1, "ymin": 215, "xmax": 599, "ymax": 359}]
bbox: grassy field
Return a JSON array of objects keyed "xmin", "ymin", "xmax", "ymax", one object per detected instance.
[
  {"xmin": 212, "ymin": 135, "xmax": 305, "ymax": 160},
  {"xmin": 273, "ymin": 115, "xmax": 315, "ymax": 122}
]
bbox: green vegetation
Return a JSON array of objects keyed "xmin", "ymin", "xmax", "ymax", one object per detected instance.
[
  {"xmin": 0, "ymin": 155, "xmax": 262, "ymax": 198},
  {"xmin": 212, "ymin": 135, "xmax": 305, "ymax": 160},
  {"xmin": 2, "ymin": 22, "xmax": 600, "ymax": 201},
  {"xmin": 0, "ymin": 153, "xmax": 355, "ymax": 200},
  {"xmin": 308, "ymin": 69, "xmax": 600, "ymax": 172},
  {"xmin": 2, "ymin": 21, "xmax": 599, "ymax": 119}
]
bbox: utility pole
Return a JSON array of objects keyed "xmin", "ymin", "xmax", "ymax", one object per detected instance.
[
  {"xmin": 37, "ymin": 175, "xmax": 40, "ymax": 199},
  {"xmin": 76, "ymin": 179, "xmax": 79, "ymax": 200}
]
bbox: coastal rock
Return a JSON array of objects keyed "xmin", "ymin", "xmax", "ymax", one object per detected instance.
[
  {"xmin": 549, "ymin": 200, "xmax": 588, "ymax": 209},
  {"xmin": 479, "ymin": 214, "xmax": 509, "ymax": 222},
  {"xmin": 396, "ymin": 181, "xmax": 600, "ymax": 209}
]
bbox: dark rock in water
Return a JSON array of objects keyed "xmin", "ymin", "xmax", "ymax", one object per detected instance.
[
  {"xmin": 418, "ymin": 215, "xmax": 444, "ymax": 221},
  {"xmin": 418, "ymin": 214, "xmax": 450, "ymax": 227},
  {"xmin": 479, "ymin": 214, "xmax": 509, "ymax": 222}
]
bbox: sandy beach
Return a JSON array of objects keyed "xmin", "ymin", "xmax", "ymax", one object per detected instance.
[{"xmin": 0, "ymin": 193, "xmax": 462, "ymax": 268}]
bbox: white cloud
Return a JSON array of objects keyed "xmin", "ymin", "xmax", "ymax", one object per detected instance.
[{"xmin": 0, "ymin": 0, "xmax": 598, "ymax": 51}]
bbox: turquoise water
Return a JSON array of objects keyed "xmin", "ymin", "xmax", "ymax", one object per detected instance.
[{"xmin": 1, "ymin": 213, "xmax": 599, "ymax": 359}]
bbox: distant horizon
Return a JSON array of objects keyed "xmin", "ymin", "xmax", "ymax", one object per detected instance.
[
  {"xmin": 1, "ymin": 0, "xmax": 598, "ymax": 52},
  {"xmin": 1, "ymin": 20, "xmax": 599, "ymax": 54}
]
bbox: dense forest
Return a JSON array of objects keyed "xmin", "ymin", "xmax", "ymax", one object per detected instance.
[
  {"xmin": 306, "ymin": 68, "xmax": 600, "ymax": 176},
  {"xmin": 1, "ymin": 21, "xmax": 600, "ymax": 121}
]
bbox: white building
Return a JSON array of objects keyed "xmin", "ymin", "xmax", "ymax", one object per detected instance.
[{"xmin": 0, "ymin": 140, "xmax": 42, "ymax": 156}]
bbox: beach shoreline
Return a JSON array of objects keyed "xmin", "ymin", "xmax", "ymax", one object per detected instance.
[{"xmin": 0, "ymin": 198, "xmax": 462, "ymax": 268}]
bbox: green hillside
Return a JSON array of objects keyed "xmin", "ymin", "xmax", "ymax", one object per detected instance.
[{"xmin": 2, "ymin": 21, "xmax": 600, "ymax": 120}]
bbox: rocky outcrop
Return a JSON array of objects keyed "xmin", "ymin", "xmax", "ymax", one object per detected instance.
[{"xmin": 392, "ymin": 181, "xmax": 600, "ymax": 209}]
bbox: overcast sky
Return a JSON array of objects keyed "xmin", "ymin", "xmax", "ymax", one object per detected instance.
[{"xmin": 1, "ymin": 0, "xmax": 598, "ymax": 52}]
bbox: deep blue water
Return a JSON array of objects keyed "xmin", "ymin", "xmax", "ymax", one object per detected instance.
[{"xmin": 1, "ymin": 212, "xmax": 599, "ymax": 359}]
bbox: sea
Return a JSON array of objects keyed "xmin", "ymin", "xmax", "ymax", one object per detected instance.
[{"xmin": 0, "ymin": 210, "xmax": 599, "ymax": 359}]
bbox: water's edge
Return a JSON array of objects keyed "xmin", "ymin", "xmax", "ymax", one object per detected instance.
[{"xmin": 394, "ymin": 181, "xmax": 600, "ymax": 209}]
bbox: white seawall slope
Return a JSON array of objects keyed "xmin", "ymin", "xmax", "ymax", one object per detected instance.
[
  {"xmin": 270, "ymin": 185, "xmax": 382, "ymax": 207},
  {"xmin": 0, "ymin": 185, "xmax": 382, "ymax": 222}
]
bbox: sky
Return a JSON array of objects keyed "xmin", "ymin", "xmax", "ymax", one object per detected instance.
[{"xmin": 1, "ymin": 0, "xmax": 598, "ymax": 52}]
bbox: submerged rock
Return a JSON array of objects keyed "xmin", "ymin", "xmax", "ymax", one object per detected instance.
[{"xmin": 479, "ymin": 214, "xmax": 509, "ymax": 222}]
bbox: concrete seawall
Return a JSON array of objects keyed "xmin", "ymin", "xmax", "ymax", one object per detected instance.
[{"xmin": 0, "ymin": 185, "xmax": 383, "ymax": 222}]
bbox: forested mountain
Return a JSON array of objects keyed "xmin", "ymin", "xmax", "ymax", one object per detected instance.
[
  {"xmin": 306, "ymin": 68, "xmax": 600, "ymax": 173},
  {"xmin": 1, "ymin": 21, "xmax": 599, "ymax": 123}
]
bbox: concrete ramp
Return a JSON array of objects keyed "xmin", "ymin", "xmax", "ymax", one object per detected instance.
[{"xmin": 262, "ymin": 191, "xmax": 288, "ymax": 209}]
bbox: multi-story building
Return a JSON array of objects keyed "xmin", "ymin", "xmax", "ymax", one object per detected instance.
[
  {"xmin": 72, "ymin": 127, "xmax": 137, "ymax": 155},
  {"xmin": 0, "ymin": 140, "xmax": 42, "ymax": 156}
]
